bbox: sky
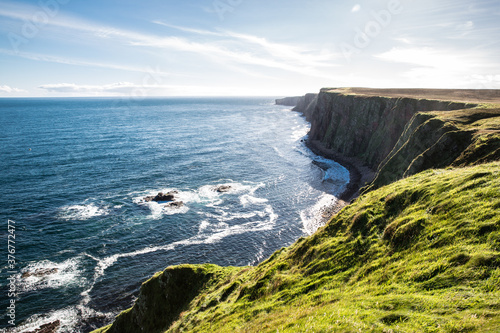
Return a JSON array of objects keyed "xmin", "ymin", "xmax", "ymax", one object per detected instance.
[{"xmin": 0, "ymin": 0, "xmax": 499, "ymax": 97}]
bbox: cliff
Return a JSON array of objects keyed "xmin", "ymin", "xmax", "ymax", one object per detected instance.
[
  {"xmin": 297, "ymin": 88, "xmax": 500, "ymax": 193},
  {"xmin": 94, "ymin": 89, "xmax": 500, "ymax": 333},
  {"xmin": 275, "ymin": 96, "xmax": 304, "ymax": 106}
]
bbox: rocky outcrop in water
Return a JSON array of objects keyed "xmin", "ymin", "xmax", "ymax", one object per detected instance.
[
  {"xmin": 26, "ymin": 320, "xmax": 60, "ymax": 333},
  {"xmin": 144, "ymin": 191, "xmax": 178, "ymax": 202}
]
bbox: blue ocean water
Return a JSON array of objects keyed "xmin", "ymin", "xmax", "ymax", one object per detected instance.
[{"xmin": 0, "ymin": 97, "xmax": 349, "ymax": 332}]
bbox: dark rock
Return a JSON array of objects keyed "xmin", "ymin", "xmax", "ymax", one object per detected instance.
[
  {"xmin": 22, "ymin": 268, "xmax": 58, "ymax": 279},
  {"xmin": 167, "ymin": 201, "xmax": 184, "ymax": 208},
  {"xmin": 215, "ymin": 185, "xmax": 232, "ymax": 193},
  {"xmin": 144, "ymin": 192, "xmax": 177, "ymax": 203},
  {"xmin": 25, "ymin": 320, "xmax": 61, "ymax": 333}
]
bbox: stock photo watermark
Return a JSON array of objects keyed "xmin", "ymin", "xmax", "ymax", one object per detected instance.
[
  {"xmin": 5, "ymin": 219, "xmax": 17, "ymax": 327},
  {"xmin": 339, "ymin": 0, "xmax": 403, "ymax": 62},
  {"xmin": 7, "ymin": 0, "xmax": 71, "ymax": 53},
  {"xmin": 212, "ymin": 0, "xmax": 243, "ymax": 21}
]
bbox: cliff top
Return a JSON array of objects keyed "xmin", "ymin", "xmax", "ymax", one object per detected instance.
[{"xmin": 325, "ymin": 87, "xmax": 500, "ymax": 104}]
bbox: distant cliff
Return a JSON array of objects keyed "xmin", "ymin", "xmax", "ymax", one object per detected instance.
[
  {"xmin": 287, "ymin": 88, "xmax": 500, "ymax": 192},
  {"xmin": 275, "ymin": 96, "xmax": 303, "ymax": 106}
]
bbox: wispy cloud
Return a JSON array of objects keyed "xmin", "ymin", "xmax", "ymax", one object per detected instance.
[
  {"xmin": 375, "ymin": 46, "xmax": 500, "ymax": 88},
  {"xmin": 351, "ymin": 4, "xmax": 361, "ymax": 13},
  {"xmin": 37, "ymin": 82, "xmax": 267, "ymax": 96},
  {"xmin": 0, "ymin": 85, "xmax": 25, "ymax": 93},
  {"xmin": 0, "ymin": 1, "xmax": 339, "ymax": 79},
  {"xmin": 0, "ymin": 48, "xmax": 172, "ymax": 77},
  {"xmin": 154, "ymin": 21, "xmax": 338, "ymax": 66},
  {"xmin": 375, "ymin": 47, "xmax": 487, "ymax": 71},
  {"xmin": 38, "ymin": 82, "xmax": 145, "ymax": 94}
]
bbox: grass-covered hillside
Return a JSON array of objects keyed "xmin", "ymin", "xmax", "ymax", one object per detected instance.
[
  {"xmin": 95, "ymin": 162, "xmax": 500, "ymax": 333},
  {"xmin": 370, "ymin": 105, "xmax": 500, "ymax": 191}
]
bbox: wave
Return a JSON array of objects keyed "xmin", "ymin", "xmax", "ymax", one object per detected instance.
[
  {"xmin": 291, "ymin": 123, "xmax": 310, "ymax": 142},
  {"xmin": 17, "ymin": 257, "xmax": 87, "ymax": 294},
  {"xmin": 76, "ymin": 180, "xmax": 275, "ymax": 305},
  {"xmin": 132, "ymin": 181, "xmax": 265, "ymax": 219},
  {"xmin": 312, "ymin": 155, "xmax": 350, "ymax": 186},
  {"xmin": 300, "ymin": 193, "xmax": 338, "ymax": 235},
  {"xmin": 58, "ymin": 203, "xmax": 110, "ymax": 221},
  {"xmin": 6, "ymin": 303, "xmax": 114, "ymax": 333}
]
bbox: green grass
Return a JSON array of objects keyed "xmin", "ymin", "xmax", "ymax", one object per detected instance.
[
  {"xmin": 96, "ymin": 162, "xmax": 500, "ymax": 333},
  {"xmin": 369, "ymin": 106, "xmax": 500, "ymax": 191}
]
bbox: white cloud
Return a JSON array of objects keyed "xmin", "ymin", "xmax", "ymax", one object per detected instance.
[
  {"xmin": 0, "ymin": 85, "xmax": 25, "ymax": 93},
  {"xmin": 351, "ymin": 4, "xmax": 361, "ymax": 13},
  {"xmin": 375, "ymin": 47, "xmax": 482, "ymax": 71},
  {"xmin": 38, "ymin": 82, "xmax": 150, "ymax": 94},
  {"xmin": 36, "ymin": 82, "xmax": 267, "ymax": 96},
  {"xmin": 0, "ymin": 1, "xmax": 339, "ymax": 79},
  {"xmin": 458, "ymin": 21, "xmax": 474, "ymax": 31},
  {"xmin": 0, "ymin": 48, "xmax": 172, "ymax": 77},
  {"xmin": 374, "ymin": 47, "xmax": 500, "ymax": 88}
]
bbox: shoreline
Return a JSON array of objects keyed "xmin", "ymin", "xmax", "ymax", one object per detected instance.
[{"xmin": 306, "ymin": 139, "xmax": 376, "ymax": 216}]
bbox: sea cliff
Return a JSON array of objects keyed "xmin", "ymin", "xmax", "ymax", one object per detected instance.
[{"xmin": 94, "ymin": 88, "xmax": 500, "ymax": 333}]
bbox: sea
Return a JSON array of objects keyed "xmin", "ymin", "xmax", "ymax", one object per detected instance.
[{"xmin": 0, "ymin": 97, "xmax": 349, "ymax": 332}]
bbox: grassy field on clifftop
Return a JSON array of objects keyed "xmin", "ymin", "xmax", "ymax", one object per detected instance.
[{"xmin": 95, "ymin": 162, "xmax": 500, "ymax": 333}]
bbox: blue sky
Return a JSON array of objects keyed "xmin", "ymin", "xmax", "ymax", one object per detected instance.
[{"xmin": 0, "ymin": 0, "xmax": 499, "ymax": 97}]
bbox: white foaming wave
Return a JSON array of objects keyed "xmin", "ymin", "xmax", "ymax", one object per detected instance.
[
  {"xmin": 17, "ymin": 257, "xmax": 86, "ymax": 294},
  {"xmin": 240, "ymin": 194, "xmax": 268, "ymax": 207},
  {"xmin": 192, "ymin": 206, "xmax": 277, "ymax": 245},
  {"xmin": 133, "ymin": 189, "xmax": 190, "ymax": 219},
  {"xmin": 248, "ymin": 241, "xmax": 267, "ymax": 266},
  {"xmin": 300, "ymin": 193, "xmax": 338, "ymax": 235},
  {"xmin": 291, "ymin": 123, "xmax": 310, "ymax": 142},
  {"xmin": 133, "ymin": 181, "xmax": 265, "ymax": 219},
  {"xmin": 9, "ymin": 303, "xmax": 114, "ymax": 333},
  {"xmin": 8, "ymin": 307, "xmax": 79, "ymax": 333},
  {"xmin": 87, "ymin": 202, "xmax": 278, "ymax": 284},
  {"xmin": 200, "ymin": 210, "xmax": 257, "ymax": 223},
  {"xmin": 58, "ymin": 203, "xmax": 110, "ymax": 221},
  {"xmin": 198, "ymin": 220, "xmax": 211, "ymax": 232},
  {"xmin": 324, "ymin": 164, "xmax": 350, "ymax": 186},
  {"xmin": 313, "ymin": 156, "xmax": 350, "ymax": 184}
]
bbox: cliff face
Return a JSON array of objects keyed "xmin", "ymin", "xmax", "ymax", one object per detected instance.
[
  {"xmin": 276, "ymin": 94, "xmax": 318, "ymax": 120},
  {"xmin": 291, "ymin": 93, "xmax": 318, "ymax": 120},
  {"xmin": 307, "ymin": 89, "xmax": 475, "ymax": 172},
  {"xmin": 275, "ymin": 96, "xmax": 303, "ymax": 106}
]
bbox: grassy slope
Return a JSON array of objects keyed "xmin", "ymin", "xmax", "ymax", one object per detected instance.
[
  {"xmin": 96, "ymin": 162, "xmax": 500, "ymax": 333},
  {"xmin": 370, "ymin": 105, "xmax": 500, "ymax": 190}
]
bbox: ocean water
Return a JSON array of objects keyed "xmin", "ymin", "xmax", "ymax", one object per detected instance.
[{"xmin": 0, "ymin": 97, "xmax": 349, "ymax": 332}]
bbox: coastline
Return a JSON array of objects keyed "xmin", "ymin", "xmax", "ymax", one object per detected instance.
[{"xmin": 306, "ymin": 139, "xmax": 376, "ymax": 217}]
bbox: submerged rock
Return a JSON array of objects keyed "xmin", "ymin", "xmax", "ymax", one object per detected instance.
[
  {"xmin": 26, "ymin": 320, "xmax": 61, "ymax": 333},
  {"xmin": 22, "ymin": 268, "xmax": 59, "ymax": 279},
  {"xmin": 167, "ymin": 201, "xmax": 184, "ymax": 208},
  {"xmin": 214, "ymin": 185, "xmax": 232, "ymax": 193}
]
